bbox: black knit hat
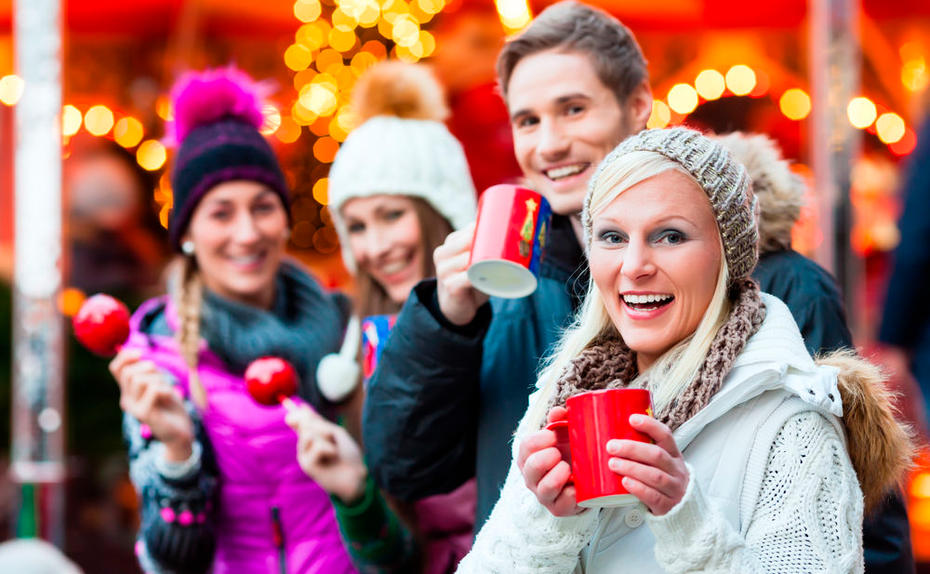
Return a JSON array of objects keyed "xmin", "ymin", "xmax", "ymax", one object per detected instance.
[{"xmin": 167, "ymin": 68, "xmax": 290, "ymax": 250}]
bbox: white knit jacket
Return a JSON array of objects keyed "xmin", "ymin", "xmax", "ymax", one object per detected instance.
[{"xmin": 456, "ymin": 295, "xmax": 864, "ymax": 574}]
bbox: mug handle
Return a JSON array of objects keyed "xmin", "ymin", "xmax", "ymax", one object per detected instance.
[{"xmin": 545, "ymin": 420, "xmax": 573, "ymax": 480}]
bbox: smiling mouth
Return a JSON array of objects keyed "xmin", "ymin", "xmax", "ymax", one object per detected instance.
[
  {"xmin": 622, "ymin": 293, "xmax": 674, "ymax": 311},
  {"xmin": 229, "ymin": 252, "xmax": 266, "ymax": 267},
  {"xmin": 544, "ymin": 163, "xmax": 589, "ymax": 181}
]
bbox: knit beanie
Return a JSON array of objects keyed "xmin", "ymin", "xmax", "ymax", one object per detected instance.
[
  {"xmin": 167, "ymin": 67, "xmax": 290, "ymax": 251},
  {"xmin": 582, "ymin": 127, "xmax": 758, "ymax": 282},
  {"xmin": 328, "ymin": 61, "xmax": 477, "ymax": 271}
]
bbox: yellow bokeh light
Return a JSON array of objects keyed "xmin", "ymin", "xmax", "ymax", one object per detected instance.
[
  {"xmin": 418, "ymin": 0, "xmax": 444, "ymax": 15},
  {"xmin": 316, "ymin": 50, "xmax": 344, "ymax": 75},
  {"xmin": 394, "ymin": 44, "xmax": 421, "ymax": 63},
  {"xmin": 329, "ymin": 26, "xmax": 358, "ymax": 53},
  {"xmin": 0, "ymin": 74, "xmax": 25, "ymax": 106},
  {"xmin": 113, "ymin": 116, "xmax": 145, "ymax": 148},
  {"xmin": 137, "ymin": 140, "xmax": 167, "ymax": 171},
  {"xmin": 410, "ymin": 2, "xmax": 434, "ymax": 25},
  {"xmin": 276, "ymin": 116, "xmax": 302, "ymax": 143},
  {"xmin": 902, "ymin": 58, "xmax": 928, "ymax": 92},
  {"xmin": 725, "ymin": 65, "xmax": 756, "ymax": 96},
  {"xmin": 847, "ymin": 96, "xmax": 877, "ymax": 129},
  {"xmin": 358, "ymin": 2, "xmax": 381, "ymax": 27},
  {"xmin": 58, "ymin": 287, "xmax": 87, "ymax": 318},
  {"xmin": 335, "ymin": 105, "xmax": 358, "ymax": 133},
  {"xmin": 779, "ymin": 88, "xmax": 811, "ymax": 121},
  {"xmin": 84, "ymin": 105, "xmax": 115, "ymax": 136},
  {"xmin": 381, "ymin": 0, "xmax": 410, "ymax": 24},
  {"xmin": 261, "ymin": 104, "xmax": 282, "ymax": 136},
  {"xmin": 301, "ymin": 84, "xmax": 339, "ymax": 117},
  {"xmin": 297, "ymin": 22, "xmax": 328, "ymax": 50},
  {"xmin": 361, "ymin": 40, "xmax": 387, "ymax": 59},
  {"xmin": 332, "ymin": 7, "xmax": 359, "ymax": 30},
  {"xmin": 667, "ymin": 84, "xmax": 698, "ymax": 114},
  {"xmin": 294, "ymin": 0, "xmax": 322, "ymax": 23},
  {"xmin": 912, "ymin": 472, "xmax": 930, "ymax": 499},
  {"xmin": 329, "ymin": 119, "xmax": 349, "ymax": 142},
  {"xmin": 694, "ymin": 69, "xmax": 725, "ymax": 101},
  {"xmin": 876, "ymin": 113, "xmax": 906, "ymax": 144},
  {"xmin": 294, "ymin": 68, "xmax": 318, "ymax": 90},
  {"xmin": 285, "ymin": 43, "xmax": 314, "ymax": 71},
  {"xmin": 312, "ymin": 178, "xmax": 329, "ymax": 205},
  {"xmin": 419, "ymin": 30, "xmax": 436, "ymax": 58},
  {"xmin": 61, "ymin": 105, "xmax": 83, "ymax": 137},
  {"xmin": 646, "ymin": 100, "xmax": 671, "ymax": 129},
  {"xmin": 351, "ymin": 51, "xmax": 379, "ymax": 75},
  {"xmin": 392, "ymin": 14, "xmax": 420, "ymax": 48},
  {"xmin": 292, "ymin": 101, "xmax": 318, "ymax": 126},
  {"xmin": 495, "ymin": 0, "xmax": 532, "ymax": 31},
  {"xmin": 156, "ymin": 95, "xmax": 174, "ymax": 121},
  {"xmin": 311, "ymin": 72, "xmax": 339, "ymax": 91}
]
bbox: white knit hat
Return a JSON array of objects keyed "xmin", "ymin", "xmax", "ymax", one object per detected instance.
[{"xmin": 328, "ymin": 115, "xmax": 477, "ymax": 271}]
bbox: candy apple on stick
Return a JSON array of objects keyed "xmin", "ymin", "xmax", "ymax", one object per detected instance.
[
  {"xmin": 245, "ymin": 357, "xmax": 300, "ymax": 412},
  {"xmin": 72, "ymin": 294, "xmax": 131, "ymax": 356}
]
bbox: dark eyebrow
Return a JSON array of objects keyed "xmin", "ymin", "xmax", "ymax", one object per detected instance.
[{"xmin": 509, "ymin": 93, "xmax": 593, "ymax": 122}]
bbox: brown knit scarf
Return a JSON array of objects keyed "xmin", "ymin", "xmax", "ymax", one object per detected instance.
[{"xmin": 548, "ymin": 279, "xmax": 766, "ymax": 431}]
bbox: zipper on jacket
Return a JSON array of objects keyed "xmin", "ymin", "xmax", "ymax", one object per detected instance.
[{"xmin": 271, "ymin": 506, "xmax": 286, "ymax": 574}]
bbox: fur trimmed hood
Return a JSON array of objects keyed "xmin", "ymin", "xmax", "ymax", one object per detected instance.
[
  {"xmin": 818, "ymin": 350, "xmax": 916, "ymax": 515},
  {"xmin": 713, "ymin": 132, "xmax": 804, "ymax": 255}
]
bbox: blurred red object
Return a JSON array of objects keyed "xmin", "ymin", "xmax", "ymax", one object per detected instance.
[
  {"xmin": 244, "ymin": 357, "xmax": 299, "ymax": 407},
  {"xmin": 72, "ymin": 293, "xmax": 130, "ymax": 356}
]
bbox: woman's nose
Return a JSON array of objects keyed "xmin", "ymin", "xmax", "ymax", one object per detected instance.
[{"xmin": 620, "ymin": 238, "xmax": 656, "ymax": 281}]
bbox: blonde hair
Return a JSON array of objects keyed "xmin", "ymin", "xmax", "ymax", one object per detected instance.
[
  {"xmin": 521, "ymin": 151, "xmax": 731, "ymax": 434},
  {"xmin": 173, "ymin": 256, "xmax": 208, "ymax": 408}
]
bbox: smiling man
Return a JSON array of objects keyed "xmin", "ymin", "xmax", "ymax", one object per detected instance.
[{"xmin": 363, "ymin": 1, "xmax": 652, "ymax": 529}]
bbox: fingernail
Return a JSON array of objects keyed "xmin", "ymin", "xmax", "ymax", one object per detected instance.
[{"xmin": 630, "ymin": 414, "xmax": 645, "ymax": 424}]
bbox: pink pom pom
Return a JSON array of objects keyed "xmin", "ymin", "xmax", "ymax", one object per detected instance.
[
  {"xmin": 167, "ymin": 66, "xmax": 272, "ymax": 145},
  {"xmin": 139, "ymin": 424, "xmax": 152, "ymax": 440},
  {"xmin": 178, "ymin": 510, "xmax": 194, "ymax": 526},
  {"xmin": 160, "ymin": 507, "xmax": 176, "ymax": 523}
]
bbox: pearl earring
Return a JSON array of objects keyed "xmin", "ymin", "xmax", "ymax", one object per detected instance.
[{"xmin": 181, "ymin": 240, "xmax": 195, "ymax": 256}]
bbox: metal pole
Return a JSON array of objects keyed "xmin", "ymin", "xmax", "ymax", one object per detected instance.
[
  {"xmin": 809, "ymin": 0, "xmax": 862, "ymax": 339},
  {"xmin": 10, "ymin": 0, "xmax": 65, "ymax": 546}
]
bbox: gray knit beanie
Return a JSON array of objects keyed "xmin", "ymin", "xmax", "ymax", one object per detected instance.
[{"xmin": 582, "ymin": 127, "xmax": 758, "ymax": 282}]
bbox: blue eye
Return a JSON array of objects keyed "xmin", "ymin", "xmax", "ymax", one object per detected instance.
[
  {"xmin": 656, "ymin": 230, "xmax": 686, "ymax": 245},
  {"xmin": 598, "ymin": 230, "xmax": 626, "ymax": 245}
]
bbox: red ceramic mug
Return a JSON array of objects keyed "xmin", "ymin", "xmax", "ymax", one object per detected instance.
[
  {"xmin": 546, "ymin": 388, "xmax": 653, "ymax": 508},
  {"xmin": 467, "ymin": 184, "xmax": 551, "ymax": 299}
]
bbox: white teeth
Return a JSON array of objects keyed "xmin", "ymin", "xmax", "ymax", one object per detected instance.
[
  {"xmin": 623, "ymin": 294, "xmax": 672, "ymax": 305},
  {"xmin": 545, "ymin": 164, "xmax": 586, "ymax": 180},
  {"xmin": 231, "ymin": 254, "xmax": 262, "ymax": 265},
  {"xmin": 381, "ymin": 261, "xmax": 408, "ymax": 274}
]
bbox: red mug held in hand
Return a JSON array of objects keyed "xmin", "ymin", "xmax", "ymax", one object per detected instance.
[
  {"xmin": 467, "ymin": 184, "xmax": 551, "ymax": 299},
  {"xmin": 547, "ymin": 388, "xmax": 653, "ymax": 508}
]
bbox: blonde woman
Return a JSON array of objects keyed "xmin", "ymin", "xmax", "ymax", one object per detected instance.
[{"xmin": 456, "ymin": 127, "xmax": 913, "ymax": 573}]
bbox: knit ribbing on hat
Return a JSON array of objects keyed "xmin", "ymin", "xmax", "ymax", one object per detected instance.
[
  {"xmin": 548, "ymin": 279, "xmax": 765, "ymax": 432},
  {"xmin": 583, "ymin": 127, "xmax": 759, "ymax": 282},
  {"xmin": 168, "ymin": 119, "xmax": 290, "ymax": 250}
]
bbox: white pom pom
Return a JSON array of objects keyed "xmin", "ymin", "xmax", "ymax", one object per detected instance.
[{"xmin": 316, "ymin": 354, "xmax": 361, "ymax": 402}]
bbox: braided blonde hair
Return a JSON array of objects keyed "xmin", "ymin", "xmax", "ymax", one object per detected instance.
[{"xmin": 174, "ymin": 255, "xmax": 208, "ymax": 408}]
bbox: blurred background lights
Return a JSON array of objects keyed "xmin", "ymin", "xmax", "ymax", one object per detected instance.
[
  {"xmin": 494, "ymin": 0, "xmax": 532, "ymax": 32},
  {"xmin": 725, "ymin": 65, "xmax": 756, "ymax": 96},
  {"xmin": 261, "ymin": 104, "xmax": 282, "ymax": 136},
  {"xmin": 285, "ymin": 43, "xmax": 314, "ymax": 71},
  {"xmin": 876, "ymin": 112, "xmax": 906, "ymax": 144},
  {"xmin": 847, "ymin": 96, "xmax": 877, "ymax": 129},
  {"xmin": 667, "ymin": 83, "xmax": 698, "ymax": 114},
  {"xmin": 694, "ymin": 69, "xmax": 725, "ymax": 101},
  {"xmin": 779, "ymin": 88, "xmax": 811, "ymax": 121},
  {"xmin": 276, "ymin": 116, "xmax": 302, "ymax": 143},
  {"xmin": 136, "ymin": 140, "xmax": 167, "ymax": 171},
  {"xmin": 83, "ymin": 105, "xmax": 115, "ymax": 136},
  {"xmin": 294, "ymin": 0, "xmax": 323, "ymax": 23},
  {"xmin": 646, "ymin": 99, "xmax": 671, "ymax": 129},
  {"xmin": 312, "ymin": 177, "xmax": 329, "ymax": 205},
  {"xmin": 61, "ymin": 105, "xmax": 83, "ymax": 136},
  {"xmin": 0, "ymin": 74, "xmax": 24, "ymax": 106},
  {"xmin": 113, "ymin": 116, "xmax": 144, "ymax": 148}
]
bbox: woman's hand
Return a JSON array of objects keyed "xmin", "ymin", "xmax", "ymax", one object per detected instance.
[
  {"xmin": 606, "ymin": 414, "xmax": 689, "ymax": 516},
  {"xmin": 517, "ymin": 406, "xmax": 581, "ymax": 517},
  {"xmin": 285, "ymin": 404, "xmax": 368, "ymax": 504},
  {"xmin": 434, "ymin": 222, "xmax": 490, "ymax": 326},
  {"xmin": 109, "ymin": 349, "xmax": 194, "ymax": 462}
]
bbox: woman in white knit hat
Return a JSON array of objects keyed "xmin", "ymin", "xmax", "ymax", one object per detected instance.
[
  {"xmin": 285, "ymin": 60, "xmax": 478, "ymax": 574},
  {"xmin": 454, "ymin": 127, "xmax": 913, "ymax": 573}
]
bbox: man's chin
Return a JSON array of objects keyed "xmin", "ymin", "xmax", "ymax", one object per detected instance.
[{"xmin": 541, "ymin": 192, "xmax": 585, "ymax": 216}]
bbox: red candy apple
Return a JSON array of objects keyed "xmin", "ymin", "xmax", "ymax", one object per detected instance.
[
  {"xmin": 72, "ymin": 294, "xmax": 131, "ymax": 356},
  {"xmin": 245, "ymin": 357, "xmax": 299, "ymax": 407}
]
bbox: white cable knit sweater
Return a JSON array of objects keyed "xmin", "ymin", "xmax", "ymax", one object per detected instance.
[{"xmin": 456, "ymin": 296, "xmax": 865, "ymax": 574}]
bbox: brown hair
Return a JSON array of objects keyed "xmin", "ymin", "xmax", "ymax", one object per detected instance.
[
  {"xmin": 354, "ymin": 198, "xmax": 453, "ymax": 317},
  {"xmin": 496, "ymin": 1, "xmax": 648, "ymax": 107},
  {"xmin": 174, "ymin": 256, "xmax": 208, "ymax": 408}
]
